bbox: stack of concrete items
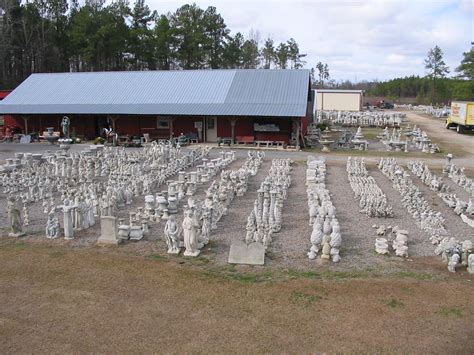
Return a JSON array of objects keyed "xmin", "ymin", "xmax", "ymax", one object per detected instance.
[
  {"xmin": 374, "ymin": 225, "xmax": 409, "ymax": 257},
  {"xmin": 1, "ymin": 141, "xmax": 211, "ymax": 243},
  {"xmin": 395, "ymin": 104, "xmax": 450, "ymax": 118},
  {"xmin": 408, "ymin": 160, "xmax": 473, "ymax": 228},
  {"xmin": 379, "ymin": 127, "xmax": 409, "ymax": 152},
  {"xmin": 379, "ymin": 157, "xmax": 473, "ymax": 273},
  {"xmin": 351, "ymin": 127, "xmax": 369, "ymax": 151},
  {"xmin": 162, "ymin": 151, "xmax": 264, "ymax": 257},
  {"xmin": 318, "ymin": 110, "xmax": 405, "ymax": 127},
  {"xmin": 346, "ymin": 157, "xmax": 393, "ymax": 217},
  {"xmin": 306, "ymin": 156, "xmax": 341, "ymax": 263},
  {"xmin": 304, "ymin": 122, "xmax": 321, "ymax": 148},
  {"xmin": 405, "ymin": 125, "xmax": 440, "ymax": 153},
  {"xmin": 244, "ymin": 158, "xmax": 293, "ymax": 249},
  {"xmin": 443, "ymin": 154, "xmax": 474, "ymax": 197}
]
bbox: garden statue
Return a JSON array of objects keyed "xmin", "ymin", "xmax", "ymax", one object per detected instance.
[
  {"xmin": 61, "ymin": 116, "xmax": 70, "ymax": 138},
  {"xmin": 46, "ymin": 210, "xmax": 60, "ymax": 239},
  {"xmin": 164, "ymin": 214, "xmax": 181, "ymax": 254},
  {"xmin": 182, "ymin": 208, "xmax": 200, "ymax": 257},
  {"xmin": 7, "ymin": 196, "xmax": 25, "ymax": 237}
]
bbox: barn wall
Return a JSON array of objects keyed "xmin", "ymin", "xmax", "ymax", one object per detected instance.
[{"xmin": 316, "ymin": 92, "xmax": 362, "ymax": 111}]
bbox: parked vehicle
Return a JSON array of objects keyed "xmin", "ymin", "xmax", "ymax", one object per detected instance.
[{"xmin": 446, "ymin": 101, "xmax": 474, "ymax": 133}]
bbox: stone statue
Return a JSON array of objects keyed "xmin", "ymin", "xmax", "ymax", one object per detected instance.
[
  {"xmin": 46, "ymin": 210, "xmax": 60, "ymax": 239},
  {"xmin": 182, "ymin": 208, "xmax": 200, "ymax": 257},
  {"xmin": 60, "ymin": 198, "xmax": 76, "ymax": 240},
  {"xmin": 468, "ymin": 254, "xmax": 474, "ymax": 274},
  {"xmin": 7, "ymin": 196, "xmax": 25, "ymax": 237},
  {"xmin": 164, "ymin": 214, "xmax": 181, "ymax": 254},
  {"xmin": 61, "ymin": 116, "xmax": 70, "ymax": 138}
]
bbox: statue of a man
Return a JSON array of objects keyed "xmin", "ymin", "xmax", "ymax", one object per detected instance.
[
  {"xmin": 61, "ymin": 116, "xmax": 70, "ymax": 138},
  {"xmin": 7, "ymin": 196, "xmax": 25, "ymax": 237}
]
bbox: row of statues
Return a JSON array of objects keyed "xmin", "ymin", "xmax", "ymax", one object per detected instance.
[
  {"xmin": 306, "ymin": 157, "xmax": 341, "ymax": 262},
  {"xmin": 378, "ymin": 157, "xmax": 473, "ymax": 273},
  {"xmin": 244, "ymin": 158, "xmax": 292, "ymax": 249},
  {"xmin": 164, "ymin": 151, "xmax": 264, "ymax": 256},
  {"xmin": 316, "ymin": 110, "xmax": 405, "ymax": 127},
  {"xmin": 347, "ymin": 157, "xmax": 393, "ymax": 217}
]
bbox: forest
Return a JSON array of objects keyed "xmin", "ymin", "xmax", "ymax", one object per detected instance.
[{"xmin": 0, "ymin": 0, "xmax": 306, "ymax": 90}]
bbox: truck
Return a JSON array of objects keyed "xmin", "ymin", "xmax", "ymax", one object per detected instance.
[{"xmin": 446, "ymin": 101, "xmax": 474, "ymax": 133}]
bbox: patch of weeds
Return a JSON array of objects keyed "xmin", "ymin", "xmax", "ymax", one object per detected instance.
[
  {"xmin": 48, "ymin": 251, "xmax": 65, "ymax": 258},
  {"xmin": 321, "ymin": 270, "xmax": 369, "ymax": 280},
  {"xmin": 291, "ymin": 291, "xmax": 322, "ymax": 306},
  {"xmin": 225, "ymin": 264, "xmax": 236, "ymax": 273},
  {"xmin": 8, "ymin": 242, "xmax": 29, "ymax": 250},
  {"xmin": 387, "ymin": 297, "xmax": 404, "ymax": 309},
  {"xmin": 286, "ymin": 269, "xmax": 320, "ymax": 280},
  {"xmin": 147, "ymin": 254, "xmax": 168, "ymax": 261},
  {"xmin": 438, "ymin": 307, "xmax": 463, "ymax": 318},
  {"xmin": 393, "ymin": 271, "xmax": 433, "ymax": 281},
  {"xmin": 226, "ymin": 273, "xmax": 258, "ymax": 284}
]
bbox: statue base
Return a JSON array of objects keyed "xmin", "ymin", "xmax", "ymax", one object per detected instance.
[{"xmin": 8, "ymin": 232, "xmax": 25, "ymax": 238}]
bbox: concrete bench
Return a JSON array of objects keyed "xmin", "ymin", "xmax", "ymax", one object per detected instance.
[
  {"xmin": 236, "ymin": 136, "xmax": 254, "ymax": 145},
  {"xmin": 39, "ymin": 131, "xmax": 60, "ymax": 139}
]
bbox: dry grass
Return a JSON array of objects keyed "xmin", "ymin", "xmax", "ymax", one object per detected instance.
[{"xmin": 0, "ymin": 241, "xmax": 473, "ymax": 353}]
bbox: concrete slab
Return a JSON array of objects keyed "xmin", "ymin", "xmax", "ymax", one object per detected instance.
[{"xmin": 228, "ymin": 241, "xmax": 265, "ymax": 265}]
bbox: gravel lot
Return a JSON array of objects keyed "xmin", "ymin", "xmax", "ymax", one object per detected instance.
[{"xmin": 0, "ymin": 112, "xmax": 473, "ymax": 273}]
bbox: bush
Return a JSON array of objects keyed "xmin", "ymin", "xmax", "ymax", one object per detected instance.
[{"xmin": 93, "ymin": 137, "xmax": 105, "ymax": 145}]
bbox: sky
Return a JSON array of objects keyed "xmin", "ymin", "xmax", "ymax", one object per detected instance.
[{"xmin": 146, "ymin": 0, "xmax": 473, "ymax": 82}]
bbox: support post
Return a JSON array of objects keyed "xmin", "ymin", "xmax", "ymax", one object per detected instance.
[
  {"xmin": 169, "ymin": 117, "xmax": 175, "ymax": 140},
  {"xmin": 228, "ymin": 117, "xmax": 239, "ymax": 144},
  {"xmin": 22, "ymin": 116, "xmax": 30, "ymax": 135}
]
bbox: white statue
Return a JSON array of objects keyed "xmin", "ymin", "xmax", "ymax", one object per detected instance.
[
  {"xmin": 7, "ymin": 196, "xmax": 25, "ymax": 237},
  {"xmin": 182, "ymin": 208, "xmax": 200, "ymax": 257},
  {"xmin": 46, "ymin": 210, "xmax": 60, "ymax": 239},
  {"xmin": 468, "ymin": 254, "xmax": 474, "ymax": 274},
  {"xmin": 164, "ymin": 214, "xmax": 181, "ymax": 254},
  {"xmin": 60, "ymin": 198, "xmax": 76, "ymax": 240}
]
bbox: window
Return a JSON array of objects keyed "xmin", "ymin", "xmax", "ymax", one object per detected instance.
[{"xmin": 157, "ymin": 117, "xmax": 170, "ymax": 129}]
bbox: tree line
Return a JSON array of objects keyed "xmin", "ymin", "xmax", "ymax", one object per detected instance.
[
  {"xmin": 0, "ymin": 0, "xmax": 307, "ymax": 90},
  {"xmin": 366, "ymin": 46, "xmax": 474, "ymax": 104}
]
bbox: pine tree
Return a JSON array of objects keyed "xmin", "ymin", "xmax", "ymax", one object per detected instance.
[{"xmin": 456, "ymin": 48, "xmax": 474, "ymax": 80}]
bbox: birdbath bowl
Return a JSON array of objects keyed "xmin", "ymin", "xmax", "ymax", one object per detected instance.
[
  {"xmin": 320, "ymin": 139, "xmax": 334, "ymax": 152},
  {"xmin": 45, "ymin": 127, "xmax": 60, "ymax": 145}
]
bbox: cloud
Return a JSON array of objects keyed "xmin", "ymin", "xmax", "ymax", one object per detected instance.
[{"xmin": 143, "ymin": 0, "xmax": 472, "ymax": 81}]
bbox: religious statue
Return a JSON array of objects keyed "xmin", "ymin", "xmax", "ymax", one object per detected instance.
[
  {"xmin": 7, "ymin": 196, "xmax": 25, "ymax": 237},
  {"xmin": 61, "ymin": 116, "xmax": 70, "ymax": 138},
  {"xmin": 46, "ymin": 210, "xmax": 60, "ymax": 239},
  {"xmin": 182, "ymin": 208, "xmax": 200, "ymax": 257},
  {"xmin": 164, "ymin": 214, "xmax": 181, "ymax": 254}
]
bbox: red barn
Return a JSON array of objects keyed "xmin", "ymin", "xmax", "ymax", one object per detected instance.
[{"xmin": 0, "ymin": 69, "xmax": 313, "ymax": 146}]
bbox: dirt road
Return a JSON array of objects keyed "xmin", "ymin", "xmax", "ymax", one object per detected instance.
[{"xmin": 405, "ymin": 111, "xmax": 474, "ymax": 158}]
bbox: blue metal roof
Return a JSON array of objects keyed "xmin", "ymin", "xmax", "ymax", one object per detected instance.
[{"xmin": 0, "ymin": 69, "xmax": 310, "ymax": 117}]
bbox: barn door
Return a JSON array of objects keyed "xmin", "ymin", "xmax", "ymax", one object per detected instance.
[{"xmin": 206, "ymin": 117, "xmax": 218, "ymax": 142}]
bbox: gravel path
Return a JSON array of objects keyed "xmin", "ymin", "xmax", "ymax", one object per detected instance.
[{"xmin": 213, "ymin": 158, "xmax": 273, "ymax": 264}]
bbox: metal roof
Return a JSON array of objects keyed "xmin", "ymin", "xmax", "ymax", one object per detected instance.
[
  {"xmin": 314, "ymin": 89, "xmax": 364, "ymax": 94},
  {"xmin": 0, "ymin": 69, "xmax": 310, "ymax": 117}
]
